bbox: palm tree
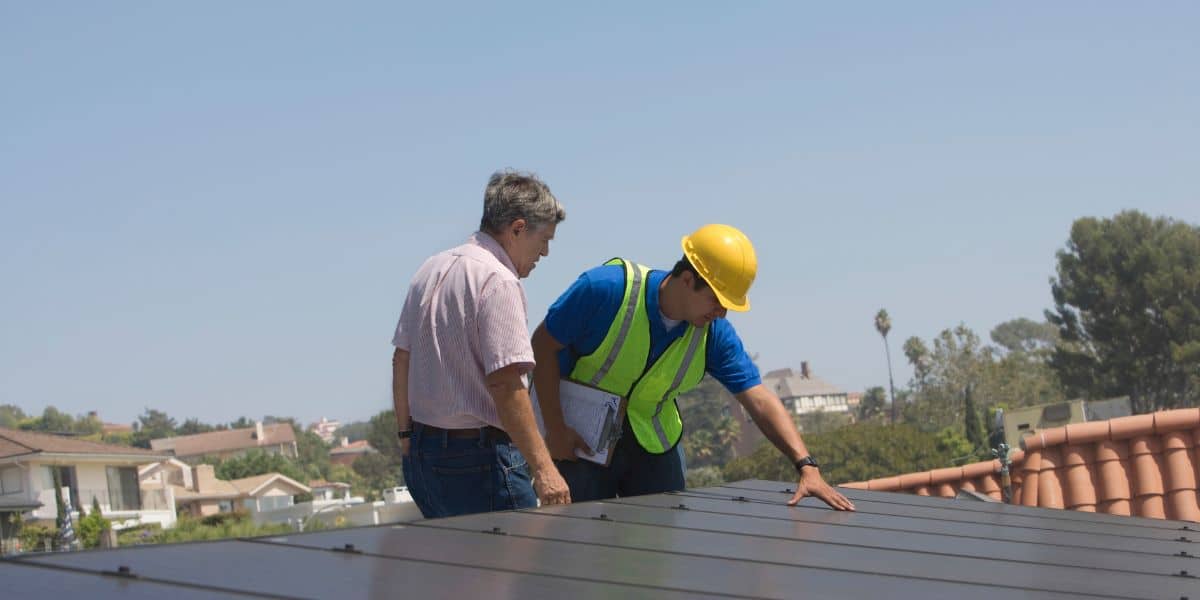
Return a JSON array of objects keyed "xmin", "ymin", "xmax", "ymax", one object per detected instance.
[{"xmin": 875, "ymin": 309, "xmax": 898, "ymax": 424}]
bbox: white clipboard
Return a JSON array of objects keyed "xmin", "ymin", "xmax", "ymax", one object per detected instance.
[{"xmin": 530, "ymin": 379, "xmax": 626, "ymax": 466}]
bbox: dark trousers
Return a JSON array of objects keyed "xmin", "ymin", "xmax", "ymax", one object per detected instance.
[
  {"xmin": 554, "ymin": 421, "xmax": 686, "ymax": 502},
  {"xmin": 401, "ymin": 422, "xmax": 538, "ymax": 518}
]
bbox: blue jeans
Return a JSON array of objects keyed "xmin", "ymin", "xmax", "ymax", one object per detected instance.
[
  {"xmin": 401, "ymin": 422, "xmax": 538, "ymax": 518},
  {"xmin": 554, "ymin": 419, "xmax": 686, "ymax": 502}
]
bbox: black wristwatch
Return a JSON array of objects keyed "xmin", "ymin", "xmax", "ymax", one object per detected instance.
[
  {"xmin": 793, "ymin": 455, "xmax": 819, "ymax": 474},
  {"xmin": 397, "ymin": 430, "xmax": 412, "ymax": 440}
]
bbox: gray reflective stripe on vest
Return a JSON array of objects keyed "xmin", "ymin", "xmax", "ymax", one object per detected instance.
[
  {"xmin": 650, "ymin": 325, "xmax": 704, "ymax": 449},
  {"xmin": 588, "ymin": 262, "xmax": 644, "ymax": 386}
]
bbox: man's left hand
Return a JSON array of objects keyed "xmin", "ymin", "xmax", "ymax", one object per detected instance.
[{"xmin": 788, "ymin": 468, "xmax": 855, "ymax": 511}]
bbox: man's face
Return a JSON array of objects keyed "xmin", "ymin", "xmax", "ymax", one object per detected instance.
[
  {"xmin": 512, "ymin": 222, "xmax": 556, "ymax": 278},
  {"xmin": 681, "ymin": 272, "xmax": 728, "ymax": 327}
]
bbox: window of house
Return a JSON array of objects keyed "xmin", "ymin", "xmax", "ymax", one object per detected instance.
[
  {"xmin": 218, "ymin": 500, "xmax": 234, "ymax": 513},
  {"xmin": 257, "ymin": 495, "xmax": 293, "ymax": 512},
  {"xmin": 0, "ymin": 466, "xmax": 22, "ymax": 495},
  {"xmin": 105, "ymin": 466, "xmax": 142, "ymax": 511}
]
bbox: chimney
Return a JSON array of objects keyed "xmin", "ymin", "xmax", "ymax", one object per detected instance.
[
  {"xmin": 192, "ymin": 464, "xmax": 217, "ymax": 493},
  {"xmin": 255, "ymin": 421, "xmax": 264, "ymax": 442},
  {"xmin": 340, "ymin": 437, "xmax": 350, "ymax": 448},
  {"xmin": 801, "ymin": 361, "xmax": 811, "ymax": 379}
]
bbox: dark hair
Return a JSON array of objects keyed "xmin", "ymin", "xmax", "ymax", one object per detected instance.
[{"xmin": 670, "ymin": 256, "xmax": 709, "ymax": 291}]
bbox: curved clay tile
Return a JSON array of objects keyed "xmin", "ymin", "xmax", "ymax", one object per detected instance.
[
  {"xmin": 1129, "ymin": 435, "xmax": 1166, "ymax": 519},
  {"xmin": 1064, "ymin": 421, "xmax": 1110, "ymax": 445},
  {"xmin": 1020, "ymin": 450, "xmax": 1042, "ymax": 507},
  {"xmin": 1109, "ymin": 413, "xmax": 1155, "ymax": 441},
  {"xmin": 1153, "ymin": 408, "xmax": 1200, "ymax": 434},
  {"xmin": 1161, "ymin": 430, "xmax": 1199, "ymax": 521},
  {"xmin": 1062, "ymin": 444, "xmax": 1098, "ymax": 512},
  {"xmin": 1038, "ymin": 446, "xmax": 1065, "ymax": 509},
  {"xmin": 962, "ymin": 459, "xmax": 999, "ymax": 480},
  {"xmin": 978, "ymin": 474, "xmax": 1001, "ymax": 500},
  {"xmin": 899, "ymin": 470, "xmax": 933, "ymax": 491},
  {"xmin": 1094, "ymin": 439, "xmax": 1132, "ymax": 516},
  {"xmin": 913, "ymin": 485, "xmax": 931, "ymax": 496},
  {"xmin": 867, "ymin": 475, "xmax": 902, "ymax": 491}
]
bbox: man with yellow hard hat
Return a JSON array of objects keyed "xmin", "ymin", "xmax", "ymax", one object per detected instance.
[{"xmin": 531, "ymin": 224, "xmax": 855, "ymax": 509}]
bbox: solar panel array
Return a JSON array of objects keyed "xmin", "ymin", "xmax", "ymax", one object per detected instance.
[{"xmin": 4, "ymin": 479, "xmax": 1197, "ymax": 599}]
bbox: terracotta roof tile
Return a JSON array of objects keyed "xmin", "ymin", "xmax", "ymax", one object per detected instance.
[{"xmin": 843, "ymin": 408, "xmax": 1200, "ymax": 522}]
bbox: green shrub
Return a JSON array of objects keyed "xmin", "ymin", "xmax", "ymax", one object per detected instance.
[{"xmin": 18, "ymin": 523, "xmax": 57, "ymax": 552}]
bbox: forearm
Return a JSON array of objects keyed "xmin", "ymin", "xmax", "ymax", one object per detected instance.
[
  {"xmin": 392, "ymin": 349, "xmax": 411, "ymax": 430},
  {"xmin": 531, "ymin": 324, "xmax": 567, "ymax": 431},
  {"xmin": 737, "ymin": 384, "xmax": 809, "ymax": 462},
  {"xmin": 489, "ymin": 367, "xmax": 556, "ymax": 474}
]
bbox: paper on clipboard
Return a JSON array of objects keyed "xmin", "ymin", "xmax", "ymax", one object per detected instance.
[{"xmin": 530, "ymin": 379, "xmax": 625, "ymax": 466}]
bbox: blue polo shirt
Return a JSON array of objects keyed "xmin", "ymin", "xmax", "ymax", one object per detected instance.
[{"xmin": 543, "ymin": 263, "xmax": 761, "ymax": 394}]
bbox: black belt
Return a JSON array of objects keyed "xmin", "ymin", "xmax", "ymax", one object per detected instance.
[{"xmin": 415, "ymin": 422, "xmax": 512, "ymax": 444}]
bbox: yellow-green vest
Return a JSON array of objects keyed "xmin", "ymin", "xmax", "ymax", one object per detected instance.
[{"xmin": 568, "ymin": 259, "xmax": 708, "ymax": 454}]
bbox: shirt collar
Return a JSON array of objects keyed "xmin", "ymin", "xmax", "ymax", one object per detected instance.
[{"xmin": 470, "ymin": 231, "xmax": 519, "ymax": 277}]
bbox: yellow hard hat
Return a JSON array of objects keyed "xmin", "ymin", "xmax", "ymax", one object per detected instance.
[{"xmin": 680, "ymin": 224, "xmax": 757, "ymax": 312}]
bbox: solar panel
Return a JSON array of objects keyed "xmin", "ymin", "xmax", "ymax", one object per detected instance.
[{"xmin": 3, "ymin": 479, "xmax": 1194, "ymax": 599}]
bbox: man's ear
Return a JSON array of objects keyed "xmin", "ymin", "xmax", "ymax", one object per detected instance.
[{"xmin": 511, "ymin": 218, "xmax": 527, "ymax": 236}]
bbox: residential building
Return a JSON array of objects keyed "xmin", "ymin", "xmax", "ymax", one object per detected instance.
[
  {"xmin": 309, "ymin": 418, "xmax": 341, "ymax": 444},
  {"xmin": 764, "ymin": 363, "xmax": 851, "ymax": 416},
  {"xmin": 0, "ymin": 427, "xmax": 175, "ymax": 533},
  {"xmin": 152, "ymin": 461, "xmax": 310, "ymax": 518},
  {"xmin": 150, "ymin": 421, "xmax": 297, "ymax": 464},
  {"xmin": 329, "ymin": 438, "xmax": 376, "ymax": 466},
  {"xmin": 844, "ymin": 407, "xmax": 1200, "ymax": 522},
  {"xmin": 998, "ymin": 396, "xmax": 1132, "ymax": 451}
]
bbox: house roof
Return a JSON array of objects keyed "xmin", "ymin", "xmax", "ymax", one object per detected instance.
[
  {"xmin": 763, "ymin": 369, "xmax": 846, "ymax": 398},
  {"xmin": 8, "ymin": 478, "xmax": 1197, "ymax": 598},
  {"xmin": 171, "ymin": 472, "xmax": 310, "ymax": 501},
  {"xmin": 149, "ymin": 423, "xmax": 296, "ymax": 458},
  {"xmin": 329, "ymin": 440, "xmax": 375, "ymax": 455},
  {"xmin": 308, "ymin": 480, "xmax": 351, "ymax": 489},
  {"xmin": 843, "ymin": 407, "xmax": 1200, "ymax": 522},
  {"xmin": 0, "ymin": 427, "xmax": 165, "ymax": 460}
]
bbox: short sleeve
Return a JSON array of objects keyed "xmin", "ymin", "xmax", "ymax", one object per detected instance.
[
  {"xmin": 476, "ymin": 279, "xmax": 536, "ymax": 375},
  {"xmin": 391, "ymin": 284, "xmax": 419, "ymax": 350},
  {"xmin": 705, "ymin": 319, "xmax": 761, "ymax": 394},
  {"xmin": 543, "ymin": 266, "xmax": 623, "ymax": 349}
]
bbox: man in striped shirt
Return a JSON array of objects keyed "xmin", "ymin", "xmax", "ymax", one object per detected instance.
[{"xmin": 392, "ymin": 170, "xmax": 571, "ymax": 517}]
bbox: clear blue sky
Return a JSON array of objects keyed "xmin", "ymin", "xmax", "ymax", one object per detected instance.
[{"xmin": 2, "ymin": 2, "xmax": 1198, "ymax": 428}]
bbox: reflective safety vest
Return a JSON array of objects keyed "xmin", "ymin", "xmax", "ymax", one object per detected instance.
[{"xmin": 568, "ymin": 259, "xmax": 708, "ymax": 454}]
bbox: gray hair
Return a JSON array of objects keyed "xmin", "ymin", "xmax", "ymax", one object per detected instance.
[{"xmin": 479, "ymin": 170, "xmax": 566, "ymax": 234}]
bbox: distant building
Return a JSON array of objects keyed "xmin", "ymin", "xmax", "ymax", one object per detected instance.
[
  {"xmin": 329, "ymin": 438, "xmax": 377, "ymax": 467},
  {"xmin": 309, "ymin": 417, "xmax": 341, "ymax": 444},
  {"xmin": 0, "ymin": 427, "xmax": 175, "ymax": 538},
  {"xmin": 764, "ymin": 362, "xmax": 850, "ymax": 416},
  {"xmin": 149, "ymin": 422, "xmax": 297, "ymax": 464},
  {"xmin": 148, "ymin": 462, "xmax": 310, "ymax": 518}
]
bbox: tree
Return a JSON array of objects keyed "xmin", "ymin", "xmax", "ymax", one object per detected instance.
[
  {"xmin": 176, "ymin": 418, "xmax": 215, "ymax": 436},
  {"xmin": 875, "ymin": 309, "xmax": 898, "ymax": 423},
  {"xmin": 902, "ymin": 337, "xmax": 931, "ymax": 386},
  {"xmin": 963, "ymin": 384, "xmax": 985, "ymax": 453},
  {"xmin": 722, "ymin": 424, "xmax": 959, "ymax": 485},
  {"xmin": 1047, "ymin": 211, "xmax": 1200, "ymax": 413},
  {"xmin": 678, "ymin": 376, "xmax": 741, "ymax": 469},
  {"xmin": 333, "ymin": 421, "xmax": 372, "ymax": 443},
  {"xmin": 856, "ymin": 387, "xmax": 887, "ymax": 422},
  {"xmin": 990, "ymin": 318, "xmax": 1059, "ymax": 356},
  {"xmin": 209, "ymin": 450, "xmax": 310, "ymax": 484},
  {"xmin": 131, "ymin": 409, "xmax": 177, "ymax": 448},
  {"xmin": 0, "ymin": 404, "xmax": 27, "ymax": 429},
  {"xmin": 352, "ymin": 453, "xmax": 400, "ymax": 499},
  {"xmin": 367, "ymin": 410, "xmax": 401, "ymax": 465}
]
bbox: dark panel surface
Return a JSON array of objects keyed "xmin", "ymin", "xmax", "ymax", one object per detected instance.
[
  {"xmin": 17, "ymin": 539, "xmax": 707, "ymax": 600},
  {"xmin": 0, "ymin": 560, "xmax": 261, "ymax": 599},
  {"xmin": 613, "ymin": 492, "xmax": 1195, "ymax": 556},
  {"xmin": 526, "ymin": 500, "xmax": 1197, "ymax": 576},
  {"xmin": 261, "ymin": 525, "xmax": 1144, "ymax": 600},
  {"xmin": 686, "ymin": 485, "xmax": 1180, "ymax": 541},
  {"xmin": 721, "ymin": 479, "xmax": 1195, "ymax": 532},
  {"xmin": 406, "ymin": 508, "xmax": 1196, "ymax": 598}
]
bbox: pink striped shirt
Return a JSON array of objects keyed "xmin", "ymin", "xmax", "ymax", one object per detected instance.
[{"xmin": 392, "ymin": 232, "xmax": 535, "ymax": 429}]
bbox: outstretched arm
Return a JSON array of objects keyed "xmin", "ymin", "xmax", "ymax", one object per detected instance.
[{"xmin": 734, "ymin": 383, "xmax": 855, "ymax": 511}]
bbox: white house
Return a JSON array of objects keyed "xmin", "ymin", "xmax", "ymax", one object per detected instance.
[
  {"xmin": 0, "ymin": 427, "xmax": 176, "ymax": 532},
  {"xmin": 763, "ymin": 363, "xmax": 851, "ymax": 416}
]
